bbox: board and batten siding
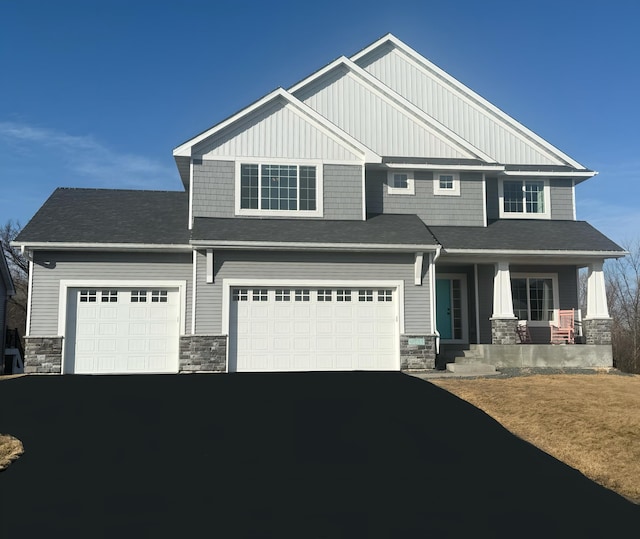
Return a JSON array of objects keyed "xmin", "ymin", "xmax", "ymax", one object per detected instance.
[
  {"xmin": 29, "ymin": 252, "xmax": 192, "ymax": 336},
  {"xmin": 366, "ymin": 170, "xmax": 484, "ymax": 226},
  {"xmin": 193, "ymin": 97, "xmax": 362, "ymax": 162},
  {"xmin": 192, "ymin": 160, "xmax": 363, "ymax": 220},
  {"xmin": 195, "ymin": 250, "xmax": 430, "ymax": 335},
  {"xmin": 355, "ymin": 43, "xmax": 563, "ymax": 166}
]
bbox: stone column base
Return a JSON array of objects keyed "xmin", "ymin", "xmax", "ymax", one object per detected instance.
[
  {"xmin": 24, "ymin": 336, "xmax": 63, "ymax": 374},
  {"xmin": 490, "ymin": 318, "xmax": 518, "ymax": 345},
  {"xmin": 179, "ymin": 335, "xmax": 227, "ymax": 372},
  {"xmin": 400, "ymin": 335, "xmax": 436, "ymax": 370},
  {"xmin": 583, "ymin": 318, "xmax": 612, "ymax": 345}
]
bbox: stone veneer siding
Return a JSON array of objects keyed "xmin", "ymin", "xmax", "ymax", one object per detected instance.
[
  {"xmin": 179, "ymin": 335, "xmax": 227, "ymax": 372},
  {"xmin": 400, "ymin": 335, "xmax": 436, "ymax": 370},
  {"xmin": 491, "ymin": 318, "xmax": 518, "ymax": 345},
  {"xmin": 24, "ymin": 336, "xmax": 63, "ymax": 374},
  {"xmin": 583, "ymin": 319, "xmax": 612, "ymax": 345}
]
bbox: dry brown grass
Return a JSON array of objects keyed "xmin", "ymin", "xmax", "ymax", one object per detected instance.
[
  {"xmin": 0, "ymin": 434, "xmax": 24, "ymax": 471},
  {"xmin": 431, "ymin": 374, "xmax": 640, "ymax": 503}
]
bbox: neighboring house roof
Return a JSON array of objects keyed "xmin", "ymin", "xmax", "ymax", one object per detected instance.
[
  {"xmin": 429, "ymin": 220, "xmax": 625, "ymax": 256},
  {"xmin": 15, "ymin": 188, "xmax": 190, "ymax": 248},
  {"xmin": 191, "ymin": 214, "xmax": 439, "ymax": 251},
  {"xmin": 0, "ymin": 250, "xmax": 16, "ymax": 296}
]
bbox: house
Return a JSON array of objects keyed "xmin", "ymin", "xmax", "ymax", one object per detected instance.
[
  {"xmin": 1, "ymin": 249, "xmax": 19, "ymax": 374},
  {"xmin": 14, "ymin": 34, "xmax": 624, "ymax": 375}
]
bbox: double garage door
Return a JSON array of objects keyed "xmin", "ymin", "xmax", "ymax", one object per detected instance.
[
  {"xmin": 64, "ymin": 287, "xmax": 180, "ymax": 374},
  {"xmin": 228, "ymin": 286, "xmax": 399, "ymax": 372}
]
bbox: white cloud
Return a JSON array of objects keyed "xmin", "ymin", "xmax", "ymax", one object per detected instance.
[{"xmin": 0, "ymin": 121, "xmax": 177, "ymax": 190}]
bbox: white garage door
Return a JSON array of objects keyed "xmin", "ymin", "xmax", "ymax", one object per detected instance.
[
  {"xmin": 229, "ymin": 287, "xmax": 399, "ymax": 372},
  {"xmin": 64, "ymin": 287, "xmax": 180, "ymax": 374}
]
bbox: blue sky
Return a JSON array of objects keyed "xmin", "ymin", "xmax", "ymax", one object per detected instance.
[{"xmin": 1, "ymin": 0, "xmax": 639, "ymax": 245}]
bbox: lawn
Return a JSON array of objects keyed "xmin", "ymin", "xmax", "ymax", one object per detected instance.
[{"xmin": 431, "ymin": 373, "xmax": 640, "ymax": 503}]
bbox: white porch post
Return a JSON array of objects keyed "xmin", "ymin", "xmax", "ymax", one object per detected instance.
[
  {"xmin": 490, "ymin": 261, "xmax": 517, "ymax": 344},
  {"xmin": 585, "ymin": 260, "xmax": 609, "ymax": 319},
  {"xmin": 492, "ymin": 261, "xmax": 515, "ymax": 318}
]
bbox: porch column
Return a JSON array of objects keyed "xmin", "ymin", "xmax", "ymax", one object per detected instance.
[
  {"xmin": 584, "ymin": 260, "xmax": 612, "ymax": 345},
  {"xmin": 490, "ymin": 261, "xmax": 517, "ymax": 344}
]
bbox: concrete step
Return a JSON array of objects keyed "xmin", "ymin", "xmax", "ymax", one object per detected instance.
[{"xmin": 445, "ymin": 363, "xmax": 497, "ymax": 375}]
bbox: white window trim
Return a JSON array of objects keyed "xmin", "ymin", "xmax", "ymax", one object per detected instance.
[
  {"xmin": 511, "ymin": 273, "xmax": 559, "ymax": 326},
  {"xmin": 498, "ymin": 178, "xmax": 550, "ymax": 219},
  {"xmin": 234, "ymin": 159, "xmax": 324, "ymax": 217},
  {"xmin": 387, "ymin": 171, "xmax": 415, "ymax": 195},
  {"xmin": 433, "ymin": 172, "xmax": 460, "ymax": 196}
]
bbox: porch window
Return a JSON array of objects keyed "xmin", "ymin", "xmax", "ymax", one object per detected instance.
[
  {"xmin": 511, "ymin": 275, "xmax": 556, "ymax": 323},
  {"xmin": 499, "ymin": 179, "xmax": 549, "ymax": 218}
]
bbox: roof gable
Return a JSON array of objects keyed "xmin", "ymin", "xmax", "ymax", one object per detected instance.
[
  {"xmin": 290, "ymin": 57, "xmax": 492, "ymax": 161},
  {"xmin": 351, "ymin": 34, "xmax": 585, "ymax": 168}
]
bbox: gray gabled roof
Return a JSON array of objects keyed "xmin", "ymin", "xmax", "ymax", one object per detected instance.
[
  {"xmin": 192, "ymin": 214, "xmax": 438, "ymax": 249},
  {"xmin": 428, "ymin": 220, "xmax": 625, "ymax": 253},
  {"xmin": 15, "ymin": 188, "xmax": 189, "ymax": 245}
]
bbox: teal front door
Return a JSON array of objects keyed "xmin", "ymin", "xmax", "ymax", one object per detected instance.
[{"xmin": 436, "ymin": 279, "xmax": 453, "ymax": 339}]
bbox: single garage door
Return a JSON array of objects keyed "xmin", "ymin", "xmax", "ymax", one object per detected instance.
[
  {"xmin": 229, "ymin": 287, "xmax": 399, "ymax": 372},
  {"xmin": 64, "ymin": 287, "xmax": 180, "ymax": 374}
]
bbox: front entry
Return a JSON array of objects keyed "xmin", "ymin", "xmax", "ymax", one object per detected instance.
[{"xmin": 436, "ymin": 274, "xmax": 468, "ymax": 343}]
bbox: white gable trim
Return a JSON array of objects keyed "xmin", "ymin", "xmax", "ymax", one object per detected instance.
[
  {"xmin": 173, "ymin": 88, "xmax": 380, "ymax": 163},
  {"xmin": 289, "ymin": 56, "xmax": 494, "ymax": 162},
  {"xmin": 351, "ymin": 34, "xmax": 586, "ymax": 169}
]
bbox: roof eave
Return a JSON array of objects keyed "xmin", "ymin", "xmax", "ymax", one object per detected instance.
[
  {"xmin": 12, "ymin": 242, "xmax": 192, "ymax": 254},
  {"xmin": 190, "ymin": 240, "xmax": 438, "ymax": 252}
]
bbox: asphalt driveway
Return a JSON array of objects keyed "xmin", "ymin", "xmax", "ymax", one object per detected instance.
[{"xmin": 1, "ymin": 373, "xmax": 638, "ymax": 537}]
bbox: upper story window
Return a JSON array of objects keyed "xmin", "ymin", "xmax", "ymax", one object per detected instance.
[
  {"xmin": 499, "ymin": 179, "xmax": 550, "ymax": 219},
  {"xmin": 387, "ymin": 171, "xmax": 415, "ymax": 195},
  {"xmin": 433, "ymin": 172, "xmax": 460, "ymax": 196},
  {"xmin": 236, "ymin": 161, "xmax": 323, "ymax": 217}
]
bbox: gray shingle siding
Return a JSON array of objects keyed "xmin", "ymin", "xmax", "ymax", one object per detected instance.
[
  {"xmin": 192, "ymin": 159, "xmax": 235, "ymax": 218},
  {"xmin": 366, "ymin": 170, "xmax": 484, "ymax": 226},
  {"xmin": 29, "ymin": 251, "xmax": 192, "ymax": 336},
  {"xmin": 550, "ymin": 178, "xmax": 574, "ymax": 219},
  {"xmin": 323, "ymin": 164, "xmax": 362, "ymax": 220},
  {"xmin": 194, "ymin": 250, "xmax": 430, "ymax": 335}
]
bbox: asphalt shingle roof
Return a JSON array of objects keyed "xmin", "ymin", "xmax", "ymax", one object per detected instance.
[
  {"xmin": 192, "ymin": 214, "xmax": 438, "ymax": 246},
  {"xmin": 16, "ymin": 188, "xmax": 189, "ymax": 245},
  {"xmin": 428, "ymin": 220, "xmax": 624, "ymax": 252}
]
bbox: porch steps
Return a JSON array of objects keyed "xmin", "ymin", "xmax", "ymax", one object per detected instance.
[{"xmin": 440, "ymin": 345, "xmax": 498, "ymax": 375}]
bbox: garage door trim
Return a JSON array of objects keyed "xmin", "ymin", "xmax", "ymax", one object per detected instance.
[
  {"xmin": 222, "ymin": 278, "xmax": 405, "ymax": 372},
  {"xmin": 58, "ymin": 279, "xmax": 187, "ymax": 374}
]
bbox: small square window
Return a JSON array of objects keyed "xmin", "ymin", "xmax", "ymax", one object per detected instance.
[
  {"xmin": 336, "ymin": 289, "xmax": 352, "ymax": 302},
  {"xmin": 433, "ymin": 172, "xmax": 460, "ymax": 196},
  {"xmin": 151, "ymin": 290, "xmax": 168, "ymax": 303},
  {"xmin": 295, "ymin": 289, "xmax": 310, "ymax": 302},
  {"xmin": 275, "ymin": 289, "xmax": 290, "ymax": 301},
  {"xmin": 359, "ymin": 290, "xmax": 374, "ymax": 302},
  {"xmin": 253, "ymin": 289, "xmax": 268, "ymax": 301},
  {"xmin": 387, "ymin": 171, "xmax": 415, "ymax": 195},
  {"xmin": 131, "ymin": 290, "xmax": 147, "ymax": 303},
  {"xmin": 101, "ymin": 290, "xmax": 118, "ymax": 303},
  {"xmin": 80, "ymin": 289, "xmax": 97, "ymax": 303},
  {"xmin": 232, "ymin": 288, "xmax": 248, "ymax": 302},
  {"xmin": 317, "ymin": 289, "xmax": 332, "ymax": 302},
  {"xmin": 378, "ymin": 289, "xmax": 393, "ymax": 302}
]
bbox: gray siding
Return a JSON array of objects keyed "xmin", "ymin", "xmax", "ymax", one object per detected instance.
[
  {"xmin": 29, "ymin": 251, "xmax": 192, "ymax": 336},
  {"xmin": 192, "ymin": 159, "xmax": 235, "ymax": 219},
  {"xmin": 193, "ymin": 160, "xmax": 363, "ymax": 220},
  {"xmin": 486, "ymin": 177, "xmax": 575, "ymax": 222},
  {"xmin": 195, "ymin": 250, "xmax": 430, "ymax": 335},
  {"xmin": 323, "ymin": 164, "xmax": 362, "ymax": 220},
  {"xmin": 550, "ymin": 179, "xmax": 574, "ymax": 220},
  {"xmin": 366, "ymin": 170, "xmax": 484, "ymax": 226}
]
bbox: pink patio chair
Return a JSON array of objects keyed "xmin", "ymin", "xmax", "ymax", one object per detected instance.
[{"xmin": 550, "ymin": 310, "xmax": 575, "ymax": 344}]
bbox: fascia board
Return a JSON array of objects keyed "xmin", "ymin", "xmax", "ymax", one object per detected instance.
[
  {"xmin": 290, "ymin": 56, "xmax": 493, "ymax": 163},
  {"xmin": 353, "ymin": 34, "xmax": 586, "ymax": 170},
  {"xmin": 13, "ymin": 242, "xmax": 192, "ymax": 253},
  {"xmin": 443, "ymin": 248, "xmax": 627, "ymax": 258},
  {"xmin": 500, "ymin": 170, "xmax": 596, "ymax": 178},
  {"xmin": 190, "ymin": 239, "xmax": 439, "ymax": 253},
  {"xmin": 385, "ymin": 163, "xmax": 505, "ymax": 172}
]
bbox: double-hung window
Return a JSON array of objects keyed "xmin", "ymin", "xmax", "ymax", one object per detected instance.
[
  {"xmin": 237, "ymin": 162, "xmax": 322, "ymax": 216},
  {"xmin": 500, "ymin": 179, "xmax": 549, "ymax": 218},
  {"xmin": 511, "ymin": 274, "xmax": 558, "ymax": 324}
]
